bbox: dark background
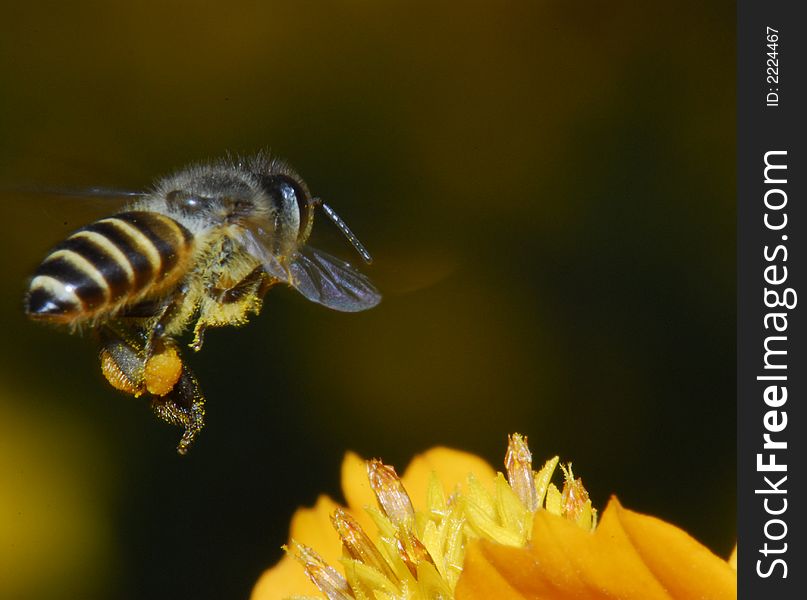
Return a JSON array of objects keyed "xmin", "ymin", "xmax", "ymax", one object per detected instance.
[{"xmin": 0, "ymin": 2, "xmax": 735, "ymax": 599}]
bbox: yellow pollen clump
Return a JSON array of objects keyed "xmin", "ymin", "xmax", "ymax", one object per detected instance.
[{"xmin": 144, "ymin": 345, "xmax": 183, "ymax": 396}]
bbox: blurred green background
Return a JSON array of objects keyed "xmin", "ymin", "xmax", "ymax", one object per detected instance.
[{"xmin": 0, "ymin": 2, "xmax": 734, "ymax": 599}]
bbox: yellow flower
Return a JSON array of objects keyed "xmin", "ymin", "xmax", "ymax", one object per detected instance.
[{"xmin": 252, "ymin": 435, "xmax": 736, "ymax": 600}]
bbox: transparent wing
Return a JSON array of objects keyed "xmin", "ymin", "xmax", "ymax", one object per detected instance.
[
  {"xmin": 4, "ymin": 185, "xmax": 145, "ymax": 200},
  {"xmin": 41, "ymin": 187, "xmax": 145, "ymax": 198},
  {"xmin": 235, "ymin": 226, "xmax": 290, "ymax": 282},
  {"xmin": 6, "ymin": 187, "xmax": 145, "ymax": 237},
  {"xmin": 287, "ymin": 247, "xmax": 381, "ymax": 312},
  {"xmin": 236, "ymin": 224, "xmax": 381, "ymax": 312}
]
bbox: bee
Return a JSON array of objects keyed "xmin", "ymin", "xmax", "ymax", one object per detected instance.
[{"xmin": 24, "ymin": 153, "xmax": 381, "ymax": 454}]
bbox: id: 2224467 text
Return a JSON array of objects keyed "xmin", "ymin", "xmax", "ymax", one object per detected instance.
[{"xmin": 766, "ymin": 26, "xmax": 779, "ymax": 107}]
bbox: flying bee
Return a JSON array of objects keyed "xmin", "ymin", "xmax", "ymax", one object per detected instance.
[{"xmin": 24, "ymin": 153, "xmax": 381, "ymax": 454}]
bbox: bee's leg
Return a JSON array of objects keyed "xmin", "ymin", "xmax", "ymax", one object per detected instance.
[
  {"xmin": 115, "ymin": 282, "xmax": 195, "ymax": 359},
  {"xmin": 213, "ymin": 265, "xmax": 276, "ymax": 304},
  {"xmin": 190, "ymin": 266, "xmax": 276, "ymax": 351},
  {"xmin": 143, "ymin": 283, "xmax": 193, "ymax": 357},
  {"xmin": 113, "ymin": 297, "xmax": 176, "ymax": 360},
  {"xmin": 98, "ymin": 323, "xmax": 148, "ymax": 397},
  {"xmin": 100, "ymin": 322, "xmax": 205, "ymax": 454},
  {"xmin": 150, "ymin": 364, "xmax": 206, "ymax": 456},
  {"xmin": 99, "ymin": 322, "xmax": 184, "ymax": 397}
]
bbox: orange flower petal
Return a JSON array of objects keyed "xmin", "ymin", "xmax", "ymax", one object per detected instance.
[
  {"xmin": 455, "ymin": 541, "xmax": 531, "ymax": 600},
  {"xmin": 456, "ymin": 497, "xmax": 736, "ymax": 600},
  {"xmin": 401, "ymin": 446, "xmax": 497, "ymax": 511},
  {"xmin": 251, "ymin": 495, "xmax": 341, "ymax": 600},
  {"xmin": 613, "ymin": 499, "xmax": 736, "ymax": 599},
  {"xmin": 457, "ymin": 512, "xmax": 666, "ymax": 599}
]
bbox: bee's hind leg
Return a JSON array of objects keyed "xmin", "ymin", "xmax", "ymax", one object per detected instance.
[
  {"xmin": 150, "ymin": 364, "xmax": 206, "ymax": 456},
  {"xmin": 98, "ymin": 323, "xmax": 149, "ymax": 397},
  {"xmin": 99, "ymin": 322, "xmax": 205, "ymax": 455}
]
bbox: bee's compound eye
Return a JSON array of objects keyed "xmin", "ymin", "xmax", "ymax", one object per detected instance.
[
  {"xmin": 166, "ymin": 190, "xmax": 205, "ymax": 214},
  {"xmin": 262, "ymin": 175, "xmax": 310, "ymax": 223}
]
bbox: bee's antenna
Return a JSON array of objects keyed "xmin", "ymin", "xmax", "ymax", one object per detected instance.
[{"xmin": 316, "ymin": 200, "xmax": 373, "ymax": 264}]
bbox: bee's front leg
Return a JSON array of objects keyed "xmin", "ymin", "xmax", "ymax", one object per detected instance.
[{"xmin": 191, "ymin": 266, "xmax": 276, "ymax": 351}]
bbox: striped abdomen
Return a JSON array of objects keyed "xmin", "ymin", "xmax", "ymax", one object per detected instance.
[{"xmin": 26, "ymin": 211, "xmax": 194, "ymax": 323}]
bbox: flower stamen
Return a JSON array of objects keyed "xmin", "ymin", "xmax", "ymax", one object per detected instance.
[
  {"xmin": 505, "ymin": 433, "xmax": 539, "ymax": 511},
  {"xmin": 330, "ymin": 508, "xmax": 398, "ymax": 584},
  {"xmin": 367, "ymin": 459, "xmax": 415, "ymax": 530},
  {"xmin": 286, "ymin": 540, "xmax": 353, "ymax": 600}
]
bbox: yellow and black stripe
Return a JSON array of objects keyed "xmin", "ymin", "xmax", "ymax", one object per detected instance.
[{"xmin": 26, "ymin": 211, "xmax": 193, "ymax": 322}]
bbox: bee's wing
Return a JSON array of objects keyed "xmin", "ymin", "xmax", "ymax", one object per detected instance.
[
  {"xmin": 6, "ymin": 187, "xmax": 146, "ymax": 235},
  {"xmin": 237, "ymin": 227, "xmax": 289, "ymax": 281},
  {"xmin": 238, "ymin": 226, "xmax": 381, "ymax": 312},
  {"xmin": 41, "ymin": 187, "xmax": 145, "ymax": 198},
  {"xmin": 286, "ymin": 247, "xmax": 382, "ymax": 312},
  {"xmin": 7, "ymin": 185, "xmax": 146, "ymax": 200}
]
